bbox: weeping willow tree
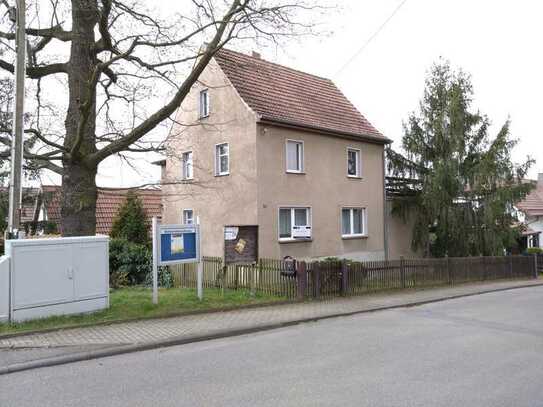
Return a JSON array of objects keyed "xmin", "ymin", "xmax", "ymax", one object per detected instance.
[{"xmin": 387, "ymin": 61, "xmax": 534, "ymax": 257}]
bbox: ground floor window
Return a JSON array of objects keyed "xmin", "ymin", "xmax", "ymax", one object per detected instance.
[
  {"xmin": 279, "ymin": 207, "xmax": 311, "ymax": 240},
  {"xmin": 341, "ymin": 207, "xmax": 366, "ymax": 237},
  {"xmin": 183, "ymin": 209, "xmax": 194, "ymax": 225}
]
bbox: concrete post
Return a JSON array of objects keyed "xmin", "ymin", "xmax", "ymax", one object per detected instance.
[{"xmin": 7, "ymin": 0, "xmax": 26, "ymax": 237}]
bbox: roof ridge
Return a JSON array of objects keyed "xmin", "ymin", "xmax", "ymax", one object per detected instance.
[{"xmin": 216, "ymin": 47, "xmax": 333, "ymax": 83}]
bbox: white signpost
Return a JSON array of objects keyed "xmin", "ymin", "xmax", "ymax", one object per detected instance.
[{"xmin": 152, "ymin": 217, "xmax": 202, "ymax": 304}]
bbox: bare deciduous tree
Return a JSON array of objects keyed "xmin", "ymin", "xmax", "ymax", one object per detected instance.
[{"xmin": 0, "ymin": 0, "xmax": 320, "ymax": 236}]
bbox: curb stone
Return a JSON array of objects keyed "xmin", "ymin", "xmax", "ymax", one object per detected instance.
[{"xmin": 1, "ymin": 281, "xmax": 542, "ymax": 376}]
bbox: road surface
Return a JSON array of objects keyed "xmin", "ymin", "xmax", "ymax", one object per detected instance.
[{"xmin": 1, "ymin": 286, "xmax": 543, "ymax": 406}]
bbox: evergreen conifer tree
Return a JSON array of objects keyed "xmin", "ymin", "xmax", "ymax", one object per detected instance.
[
  {"xmin": 388, "ymin": 61, "xmax": 534, "ymax": 257},
  {"xmin": 110, "ymin": 192, "xmax": 149, "ymax": 245}
]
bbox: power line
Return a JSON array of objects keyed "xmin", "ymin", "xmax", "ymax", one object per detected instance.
[{"xmin": 334, "ymin": 0, "xmax": 409, "ymax": 77}]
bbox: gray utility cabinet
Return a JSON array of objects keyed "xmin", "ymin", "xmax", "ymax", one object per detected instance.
[{"xmin": 5, "ymin": 235, "xmax": 109, "ymax": 322}]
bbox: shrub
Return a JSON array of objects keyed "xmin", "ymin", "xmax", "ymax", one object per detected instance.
[
  {"xmin": 110, "ymin": 270, "xmax": 130, "ymax": 289},
  {"xmin": 144, "ymin": 266, "xmax": 173, "ymax": 289},
  {"xmin": 43, "ymin": 221, "xmax": 58, "ymax": 234},
  {"xmin": 109, "ymin": 238, "xmax": 152, "ymax": 285},
  {"xmin": 526, "ymin": 247, "xmax": 543, "ymax": 254}
]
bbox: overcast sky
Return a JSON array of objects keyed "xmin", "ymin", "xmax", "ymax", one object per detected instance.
[{"xmin": 73, "ymin": 0, "xmax": 542, "ymax": 188}]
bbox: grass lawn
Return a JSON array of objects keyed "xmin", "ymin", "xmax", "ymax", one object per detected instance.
[{"xmin": 0, "ymin": 287, "xmax": 284, "ymax": 336}]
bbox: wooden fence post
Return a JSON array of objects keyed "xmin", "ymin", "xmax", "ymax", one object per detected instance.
[
  {"xmin": 296, "ymin": 261, "xmax": 307, "ymax": 300},
  {"xmin": 481, "ymin": 256, "xmax": 486, "ymax": 281},
  {"xmin": 313, "ymin": 262, "xmax": 320, "ymax": 299},
  {"xmin": 400, "ymin": 256, "xmax": 406, "ymax": 289},
  {"xmin": 250, "ymin": 263, "xmax": 256, "ymax": 297},
  {"xmin": 341, "ymin": 259, "xmax": 348, "ymax": 296},
  {"xmin": 221, "ymin": 264, "xmax": 227, "ymax": 297},
  {"xmin": 234, "ymin": 265, "xmax": 239, "ymax": 290},
  {"xmin": 446, "ymin": 255, "xmax": 451, "ymax": 285},
  {"xmin": 509, "ymin": 255, "xmax": 513, "ymax": 279}
]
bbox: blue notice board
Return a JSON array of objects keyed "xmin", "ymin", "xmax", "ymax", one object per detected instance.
[{"xmin": 159, "ymin": 225, "xmax": 199, "ymax": 265}]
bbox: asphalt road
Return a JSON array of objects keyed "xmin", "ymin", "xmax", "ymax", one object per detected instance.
[{"xmin": 2, "ymin": 286, "xmax": 543, "ymax": 407}]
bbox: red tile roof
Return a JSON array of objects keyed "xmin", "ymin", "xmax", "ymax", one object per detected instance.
[
  {"xmin": 517, "ymin": 180, "xmax": 543, "ymax": 216},
  {"xmin": 42, "ymin": 186, "xmax": 162, "ymax": 235},
  {"xmin": 214, "ymin": 48, "xmax": 389, "ymax": 143}
]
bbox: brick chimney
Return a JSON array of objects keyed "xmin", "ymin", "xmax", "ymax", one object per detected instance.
[{"xmin": 252, "ymin": 51, "xmax": 261, "ymax": 59}]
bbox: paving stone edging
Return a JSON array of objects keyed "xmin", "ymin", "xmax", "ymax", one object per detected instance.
[{"xmin": 1, "ymin": 281, "xmax": 542, "ymax": 376}]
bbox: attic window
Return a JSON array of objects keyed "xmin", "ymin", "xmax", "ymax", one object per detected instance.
[{"xmin": 199, "ymin": 89, "xmax": 209, "ymax": 118}]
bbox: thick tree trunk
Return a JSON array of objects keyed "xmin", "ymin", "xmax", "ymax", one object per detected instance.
[
  {"xmin": 61, "ymin": 162, "xmax": 98, "ymax": 236},
  {"xmin": 61, "ymin": 0, "xmax": 99, "ymax": 236}
]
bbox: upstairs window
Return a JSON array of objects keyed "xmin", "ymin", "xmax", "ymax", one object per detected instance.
[
  {"xmin": 183, "ymin": 209, "xmax": 194, "ymax": 225},
  {"xmin": 341, "ymin": 207, "xmax": 366, "ymax": 237},
  {"xmin": 199, "ymin": 89, "xmax": 209, "ymax": 118},
  {"xmin": 286, "ymin": 140, "xmax": 304, "ymax": 173},
  {"xmin": 181, "ymin": 151, "xmax": 193, "ymax": 180},
  {"xmin": 279, "ymin": 207, "xmax": 311, "ymax": 240},
  {"xmin": 347, "ymin": 148, "xmax": 361, "ymax": 177},
  {"xmin": 215, "ymin": 143, "xmax": 229, "ymax": 176}
]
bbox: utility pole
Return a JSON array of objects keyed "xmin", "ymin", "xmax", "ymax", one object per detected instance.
[{"xmin": 7, "ymin": 0, "xmax": 26, "ymax": 239}]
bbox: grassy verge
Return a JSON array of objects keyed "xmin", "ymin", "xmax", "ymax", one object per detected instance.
[{"xmin": 0, "ymin": 287, "xmax": 284, "ymax": 336}]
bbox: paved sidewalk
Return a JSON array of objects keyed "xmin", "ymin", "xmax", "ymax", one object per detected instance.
[{"xmin": 1, "ymin": 279, "xmax": 542, "ymax": 372}]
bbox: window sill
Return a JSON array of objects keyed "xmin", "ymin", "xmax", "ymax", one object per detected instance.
[
  {"xmin": 215, "ymin": 173, "xmax": 230, "ymax": 177},
  {"xmin": 342, "ymin": 234, "xmax": 368, "ymax": 240},
  {"xmin": 181, "ymin": 178, "xmax": 194, "ymax": 183},
  {"xmin": 278, "ymin": 238, "xmax": 313, "ymax": 244},
  {"xmin": 286, "ymin": 170, "xmax": 305, "ymax": 175},
  {"xmin": 199, "ymin": 114, "xmax": 210, "ymax": 120},
  {"xmin": 347, "ymin": 175, "xmax": 363, "ymax": 180}
]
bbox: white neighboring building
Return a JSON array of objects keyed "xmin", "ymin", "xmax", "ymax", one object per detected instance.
[{"xmin": 516, "ymin": 173, "xmax": 543, "ymax": 250}]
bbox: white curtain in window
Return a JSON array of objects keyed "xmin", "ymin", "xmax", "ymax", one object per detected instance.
[
  {"xmin": 183, "ymin": 152, "xmax": 193, "ymax": 179},
  {"xmin": 216, "ymin": 144, "xmax": 229, "ymax": 174}
]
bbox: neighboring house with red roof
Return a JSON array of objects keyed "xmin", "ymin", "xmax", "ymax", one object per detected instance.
[
  {"xmin": 516, "ymin": 174, "xmax": 543, "ymax": 250},
  {"xmin": 32, "ymin": 186, "xmax": 162, "ymax": 235},
  {"xmin": 159, "ymin": 48, "xmax": 392, "ymax": 260}
]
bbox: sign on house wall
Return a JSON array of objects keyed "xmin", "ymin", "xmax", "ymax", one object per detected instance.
[
  {"xmin": 224, "ymin": 225, "xmax": 258, "ymax": 265},
  {"xmin": 158, "ymin": 224, "xmax": 200, "ymax": 265}
]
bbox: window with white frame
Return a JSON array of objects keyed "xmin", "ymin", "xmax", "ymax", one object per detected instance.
[
  {"xmin": 183, "ymin": 209, "xmax": 194, "ymax": 225},
  {"xmin": 347, "ymin": 148, "xmax": 361, "ymax": 177},
  {"xmin": 199, "ymin": 89, "xmax": 209, "ymax": 118},
  {"xmin": 181, "ymin": 151, "xmax": 193, "ymax": 180},
  {"xmin": 286, "ymin": 140, "xmax": 304, "ymax": 173},
  {"xmin": 215, "ymin": 143, "xmax": 229, "ymax": 176},
  {"xmin": 341, "ymin": 207, "xmax": 366, "ymax": 237},
  {"xmin": 279, "ymin": 207, "xmax": 311, "ymax": 240}
]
